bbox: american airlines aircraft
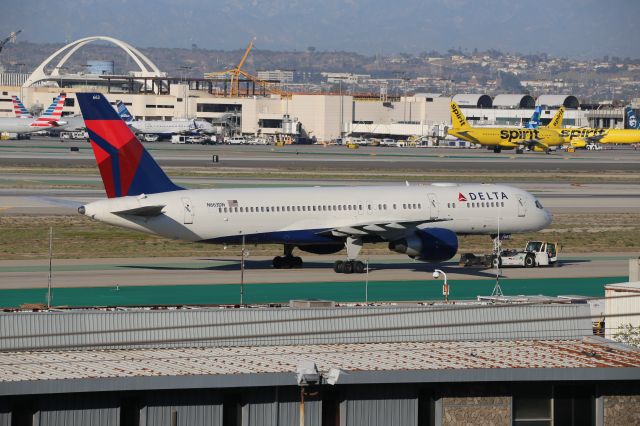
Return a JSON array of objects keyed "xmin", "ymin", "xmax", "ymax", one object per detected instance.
[
  {"xmin": 77, "ymin": 93, "xmax": 552, "ymax": 273},
  {"xmin": 11, "ymin": 95, "xmax": 33, "ymax": 118},
  {"xmin": 0, "ymin": 94, "xmax": 66, "ymax": 133},
  {"xmin": 116, "ymin": 100, "xmax": 216, "ymax": 138}
]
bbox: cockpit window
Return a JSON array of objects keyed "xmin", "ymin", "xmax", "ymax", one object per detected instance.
[{"xmin": 535, "ymin": 200, "xmax": 543, "ymax": 209}]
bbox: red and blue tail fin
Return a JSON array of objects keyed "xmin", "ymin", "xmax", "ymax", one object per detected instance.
[
  {"xmin": 12, "ymin": 95, "xmax": 33, "ymax": 118},
  {"xmin": 30, "ymin": 94, "xmax": 66, "ymax": 128},
  {"xmin": 77, "ymin": 92, "xmax": 183, "ymax": 198}
]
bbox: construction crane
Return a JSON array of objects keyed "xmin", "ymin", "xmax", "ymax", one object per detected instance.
[
  {"xmin": 0, "ymin": 30, "xmax": 21, "ymax": 54},
  {"xmin": 204, "ymin": 38, "xmax": 288, "ymax": 97}
]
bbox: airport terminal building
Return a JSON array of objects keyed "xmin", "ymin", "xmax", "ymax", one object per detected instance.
[{"xmin": 0, "ymin": 36, "xmax": 633, "ymax": 143}]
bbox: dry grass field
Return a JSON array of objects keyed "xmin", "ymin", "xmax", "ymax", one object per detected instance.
[{"xmin": 1, "ymin": 213, "xmax": 638, "ymax": 260}]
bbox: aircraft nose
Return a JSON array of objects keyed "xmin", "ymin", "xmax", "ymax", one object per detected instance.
[{"xmin": 78, "ymin": 205, "xmax": 86, "ymax": 215}]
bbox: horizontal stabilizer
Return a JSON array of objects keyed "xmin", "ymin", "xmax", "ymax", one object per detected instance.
[{"xmin": 112, "ymin": 205, "xmax": 165, "ymax": 217}]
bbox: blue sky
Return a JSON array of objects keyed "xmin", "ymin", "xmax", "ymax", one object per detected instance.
[{"xmin": 3, "ymin": 0, "xmax": 639, "ymax": 58}]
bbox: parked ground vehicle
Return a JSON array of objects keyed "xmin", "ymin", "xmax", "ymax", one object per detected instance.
[
  {"xmin": 170, "ymin": 135, "xmax": 206, "ymax": 144},
  {"xmin": 346, "ymin": 137, "xmax": 367, "ymax": 146},
  {"xmin": 460, "ymin": 241, "xmax": 560, "ymax": 268},
  {"xmin": 380, "ymin": 138, "xmax": 396, "ymax": 147},
  {"xmin": 226, "ymin": 136, "xmax": 247, "ymax": 145},
  {"xmin": 246, "ymin": 136, "xmax": 269, "ymax": 145},
  {"xmin": 59, "ymin": 131, "xmax": 88, "ymax": 140},
  {"xmin": 586, "ymin": 143, "xmax": 603, "ymax": 150}
]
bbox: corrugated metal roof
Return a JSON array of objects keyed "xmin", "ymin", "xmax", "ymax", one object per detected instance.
[
  {"xmin": 0, "ymin": 304, "xmax": 594, "ymax": 351},
  {"xmin": 0, "ymin": 338, "xmax": 638, "ymax": 384}
]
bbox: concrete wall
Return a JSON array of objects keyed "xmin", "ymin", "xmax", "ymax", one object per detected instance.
[
  {"xmin": 604, "ymin": 282, "xmax": 640, "ymax": 340},
  {"xmin": 604, "ymin": 395, "xmax": 640, "ymax": 426},
  {"xmin": 441, "ymin": 385, "xmax": 510, "ymax": 426}
]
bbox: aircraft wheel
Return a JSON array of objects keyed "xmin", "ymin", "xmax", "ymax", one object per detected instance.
[
  {"xmin": 343, "ymin": 261, "xmax": 354, "ymax": 274},
  {"xmin": 524, "ymin": 254, "xmax": 536, "ymax": 268},
  {"xmin": 334, "ymin": 260, "xmax": 344, "ymax": 273},
  {"xmin": 516, "ymin": 148, "xmax": 524, "ymax": 154},
  {"xmin": 292, "ymin": 256, "xmax": 303, "ymax": 268},
  {"xmin": 493, "ymin": 146, "xmax": 502, "ymax": 153},
  {"xmin": 354, "ymin": 261, "xmax": 365, "ymax": 274},
  {"xmin": 273, "ymin": 256, "xmax": 283, "ymax": 269}
]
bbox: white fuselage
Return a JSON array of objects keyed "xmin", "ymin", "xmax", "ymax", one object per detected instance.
[
  {"xmin": 128, "ymin": 119, "xmax": 215, "ymax": 135},
  {"xmin": 81, "ymin": 183, "xmax": 552, "ymax": 247},
  {"xmin": 0, "ymin": 117, "xmax": 60, "ymax": 134}
]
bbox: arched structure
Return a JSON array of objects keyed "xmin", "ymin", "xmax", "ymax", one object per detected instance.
[
  {"xmin": 536, "ymin": 95, "xmax": 580, "ymax": 109},
  {"xmin": 22, "ymin": 36, "xmax": 165, "ymax": 88},
  {"xmin": 493, "ymin": 94, "xmax": 535, "ymax": 109},
  {"xmin": 452, "ymin": 94, "xmax": 492, "ymax": 108}
]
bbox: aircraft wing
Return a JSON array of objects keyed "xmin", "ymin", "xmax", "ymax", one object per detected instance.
[
  {"xmin": 317, "ymin": 218, "xmax": 452, "ymax": 239},
  {"xmin": 521, "ymin": 139, "xmax": 549, "ymax": 150},
  {"xmin": 583, "ymin": 134, "xmax": 605, "ymax": 143}
]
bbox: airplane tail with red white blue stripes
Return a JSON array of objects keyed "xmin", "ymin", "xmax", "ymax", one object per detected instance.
[
  {"xmin": 76, "ymin": 92, "xmax": 183, "ymax": 198},
  {"xmin": 11, "ymin": 95, "xmax": 33, "ymax": 118},
  {"xmin": 30, "ymin": 94, "xmax": 66, "ymax": 128}
]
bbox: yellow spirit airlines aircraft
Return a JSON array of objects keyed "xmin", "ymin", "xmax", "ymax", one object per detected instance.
[
  {"xmin": 542, "ymin": 105, "xmax": 640, "ymax": 148},
  {"xmin": 558, "ymin": 126, "xmax": 640, "ymax": 148},
  {"xmin": 448, "ymin": 102, "xmax": 565, "ymax": 154}
]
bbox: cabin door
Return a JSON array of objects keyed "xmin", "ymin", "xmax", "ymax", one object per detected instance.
[
  {"xmin": 427, "ymin": 193, "xmax": 439, "ymax": 220},
  {"xmin": 517, "ymin": 195, "xmax": 526, "ymax": 217},
  {"xmin": 182, "ymin": 197, "xmax": 194, "ymax": 224}
]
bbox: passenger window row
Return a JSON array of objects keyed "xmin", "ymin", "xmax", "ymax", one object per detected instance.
[
  {"xmin": 465, "ymin": 201, "xmax": 505, "ymax": 208},
  {"xmin": 218, "ymin": 202, "xmax": 423, "ymax": 214}
]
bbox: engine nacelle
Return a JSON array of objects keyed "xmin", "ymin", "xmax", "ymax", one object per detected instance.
[{"xmin": 388, "ymin": 228, "xmax": 458, "ymax": 262}]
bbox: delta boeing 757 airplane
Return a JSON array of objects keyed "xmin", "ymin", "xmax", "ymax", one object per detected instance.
[{"xmin": 76, "ymin": 93, "xmax": 552, "ymax": 274}]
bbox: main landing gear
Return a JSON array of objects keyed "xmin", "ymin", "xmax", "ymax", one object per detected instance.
[
  {"xmin": 272, "ymin": 244, "xmax": 303, "ymax": 269},
  {"xmin": 333, "ymin": 260, "xmax": 366, "ymax": 274},
  {"xmin": 334, "ymin": 236, "xmax": 366, "ymax": 274}
]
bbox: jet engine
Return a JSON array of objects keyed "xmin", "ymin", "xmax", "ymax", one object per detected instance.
[{"xmin": 388, "ymin": 228, "xmax": 458, "ymax": 262}]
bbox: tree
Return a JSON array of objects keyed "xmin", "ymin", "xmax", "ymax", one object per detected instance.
[
  {"xmin": 613, "ymin": 323, "xmax": 640, "ymax": 348},
  {"xmin": 497, "ymin": 71, "xmax": 523, "ymax": 92}
]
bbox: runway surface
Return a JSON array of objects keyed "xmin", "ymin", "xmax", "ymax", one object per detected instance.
[
  {"xmin": 2, "ymin": 181, "xmax": 639, "ymax": 215},
  {"xmin": 0, "ymin": 253, "xmax": 631, "ymax": 307},
  {"xmin": 2, "ymin": 138, "xmax": 640, "ymax": 171},
  {"xmin": 0, "ymin": 253, "xmax": 631, "ymax": 290}
]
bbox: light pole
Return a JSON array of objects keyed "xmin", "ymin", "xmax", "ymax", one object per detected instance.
[
  {"xmin": 82, "ymin": 64, "xmax": 91, "ymax": 89},
  {"xmin": 433, "ymin": 269, "xmax": 449, "ymax": 303},
  {"xmin": 240, "ymin": 234, "xmax": 249, "ymax": 305},
  {"xmin": 15, "ymin": 63, "xmax": 25, "ymax": 101},
  {"xmin": 178, "ymin": 66, "xmax": 192, "ymax": 118},
  {"xmin": 54, "ymin": 66, "xmax": 66, "ymax": 88}
]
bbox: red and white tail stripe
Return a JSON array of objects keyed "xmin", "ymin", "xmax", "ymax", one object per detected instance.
[{"xmin": 31, "ymin": 94, "xmax": 66, "ymax": 128}]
